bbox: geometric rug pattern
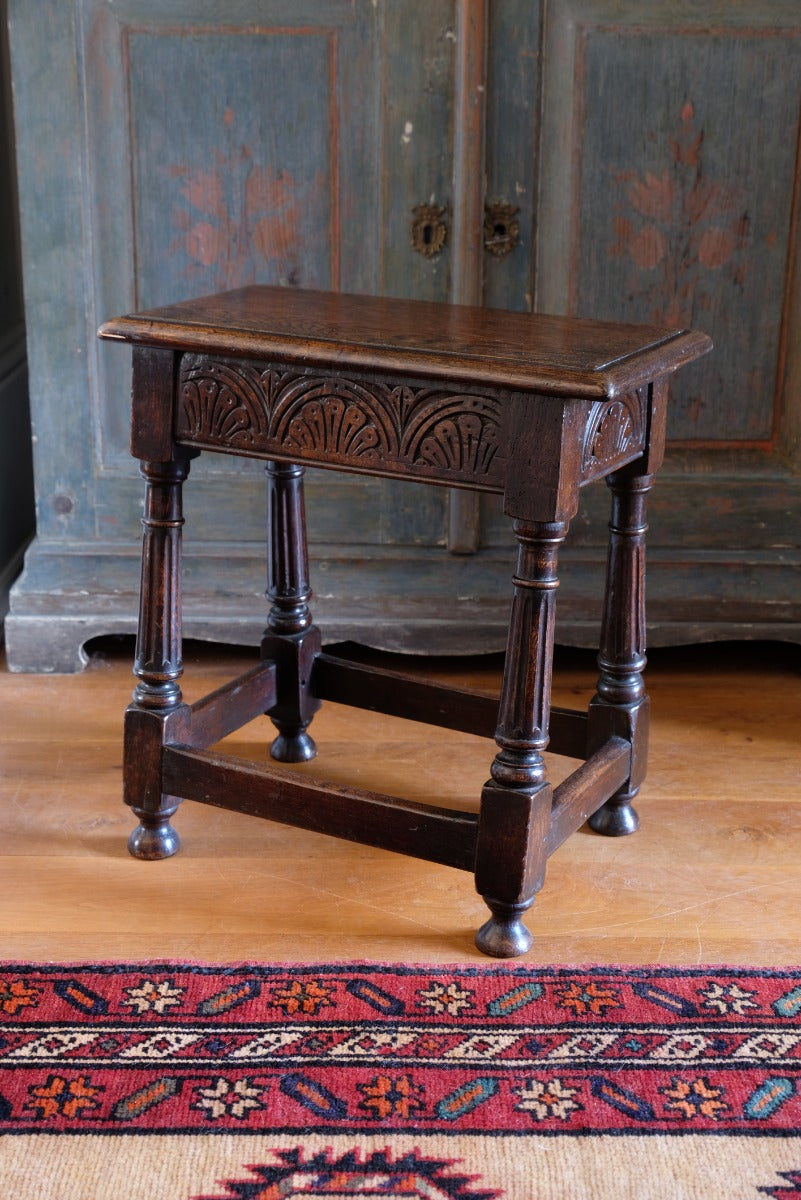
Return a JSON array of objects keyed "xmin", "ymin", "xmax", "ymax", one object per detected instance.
[{"xmin": 0, "ymin": 962, "xmax": 798, "ymax": 1198}]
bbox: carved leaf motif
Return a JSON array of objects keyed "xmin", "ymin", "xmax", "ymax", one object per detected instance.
[
  {"xmin": 180, "ymin": 361, "xmax": 270, "ymax": 445},
  {"xmin": 286, "ymin": 398, "xmax": 382, "ymax": 460},
  {"xmin": 402, "ymin": 394, "xmax": 503, "ymax": 476},
  {"xmin": 272, "ymin": 376, "xmax": 399, "ymax": 458},
  {"xmin": 592, "ymin": 402, "xmax": 635, "ymax": 463},
  {"xmin": 417, "ymin": 414, "xmax": 500, "ymax": 475},
  {"xmin": 176, "ymin": 358, "xmax": 506, "ymax": 486},
  {"xmin": 583, "ymin": 394, "xmax": 644, "ymax": 477}
]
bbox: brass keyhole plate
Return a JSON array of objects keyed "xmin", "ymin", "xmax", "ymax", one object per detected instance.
[
  {"xmin": 411, "ymin": 204, "xmax": 448, "ymax": 257},
  {"xmin": 483, "ymin": 201, "xmax": 520, "ymax": 257}
]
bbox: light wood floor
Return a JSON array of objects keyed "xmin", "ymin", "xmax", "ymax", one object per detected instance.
[{"xmin": 0, "ymin": 635, "xmax": 799, "ymax": 966}]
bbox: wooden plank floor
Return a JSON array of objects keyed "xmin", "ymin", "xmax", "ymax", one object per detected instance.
[{"xmin": 0, "ymin": 636, "xmax": 799, "ymax": 965}]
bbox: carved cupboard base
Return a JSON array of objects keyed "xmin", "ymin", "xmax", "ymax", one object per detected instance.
[{"xmin": 8, "ymin": 534, "xmax": 801, "ymax": 674}]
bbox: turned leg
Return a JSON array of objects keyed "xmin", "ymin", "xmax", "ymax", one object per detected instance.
[
  {"xmin": 125, "ymin": 454, "xmax": 193, "ymax": 860},
  {"xmin": 588, "ymin": 468, "xmax": 652, "ymax": 836},
  {"xmin": 262, "ymin": 460, "xmax": 321, "ymax": 763},
  {"xmin": 474, "ymin": 520, "xmax": 567, "ymax": 957}
]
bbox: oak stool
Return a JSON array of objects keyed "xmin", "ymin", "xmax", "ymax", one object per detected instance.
[{"xmin": 99, "ymin": 287, "xmax": 710, "ymax": 957}]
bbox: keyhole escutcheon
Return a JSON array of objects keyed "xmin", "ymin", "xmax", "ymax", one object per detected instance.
[
  {"xmin": 411, "ymin": 204, "xmax": 448, "ymax": 257},
  {"xmin": 483, "ymin": 201, "xmax": 520, "ymax": 257}
]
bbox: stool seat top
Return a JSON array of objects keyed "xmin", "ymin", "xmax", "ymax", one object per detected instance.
[{"xmin": 99, "ymin": 285, "xmax": 711, "ymax": 399}]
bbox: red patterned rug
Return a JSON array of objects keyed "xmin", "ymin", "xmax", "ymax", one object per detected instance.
[{"xmin": 0, "ymin": 962, "xmax": 798, "ymax": 1198}]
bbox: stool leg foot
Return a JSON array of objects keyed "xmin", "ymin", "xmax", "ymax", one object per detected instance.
[
  {"xmin": 128, "ymin": 801, "xmax": 182, "ymax": 860},
  {"xmin": 476, "ymin": 900, "xmax": 534, "ymax": 958},
  {"xmin": 270, "ymin": 727, "xmax": 317, "ymax": 763},
  {"xmin": 588, "ymin": 789, "xmax": 639, "ymax": 837}
]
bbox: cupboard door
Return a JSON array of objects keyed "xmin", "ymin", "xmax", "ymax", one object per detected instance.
[
  {"xmin": 533, "ymin": 0, "xmax": 801, "ymax": 644},
  {"xmin": 86, "ymin": 0, "xmax": 457, "ymax": 557},
  {"xmin": 8, "ymin": 0, "xmax": 490, "ymax": 670}
]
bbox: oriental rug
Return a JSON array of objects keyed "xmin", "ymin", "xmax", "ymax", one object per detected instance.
[{"xmin": 0, "ymin": 962, "xmax": 799, "ymax": 1199}]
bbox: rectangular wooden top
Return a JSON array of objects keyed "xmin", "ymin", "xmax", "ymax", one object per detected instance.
[{"xmin": 98, "ymin": 286, "xmax": 711, "ymax": 399}]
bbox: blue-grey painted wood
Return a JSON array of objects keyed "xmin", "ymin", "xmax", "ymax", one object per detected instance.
[
  {"xmin": 484, "ymin": 0, "xmax": 541, "ymax": 313},
  {"xmin": 6, "ymin": 0, "xmax": 801, "ymax": 670},
  {"xmin": 0, "ymin": 1, "xmax": 34, "ymax": 625},
  {"xmin": 0, "ymin": 332, "xmax": 33, "ymax": 623},
  {"xmin": 6, "ymin": 0, "xmax": 459, "ymax": 671},
  {"xmin": 574, "ymin": 24, "xmax": 798, "ymax": 444},
  {"xmin": 535, "ymin": 0, "xmax": 801, "ymax": 639}
]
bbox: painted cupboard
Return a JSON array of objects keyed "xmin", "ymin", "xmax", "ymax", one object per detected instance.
[{"xmin": 6, "ymin": 0, "xmax": 801, "ymax": 670}]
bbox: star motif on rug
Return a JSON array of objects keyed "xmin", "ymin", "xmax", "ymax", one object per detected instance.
[
  {"xmin": 514, "ymin": 1076, "xmax": 583, "ymax": 1122},
  {"xmin": 699, "ymin": 981, "xmax": 759, "ymax": 1015},
  {"xmin": 0, "ymin": 978, "xmax": 42, "ymax": 1015},
  {"xmin": 357, "ymin": 1072, "xmax": 426, "ymax": 1120},
  {"xmin": 418, "ymin": 981, "xmax": 475, "ymax": 1015},
  {"xmin": 555, "ymin": 981, "xmax": 622, "ymax": 1017},
  {"xmin": 661, "ymin": 1076, "xmax": 729, "ymax": 1120},
  {"xmin": 122, "ymin": 978, "xmax": 185, "ymax": 1014},
  {"xmin": 269, "ymin": 978, "xmax": 336, "ymax": 1015},
  {"xmin": 191, "ymin": 1076, "xmax": 267, "ymax": 1122}
]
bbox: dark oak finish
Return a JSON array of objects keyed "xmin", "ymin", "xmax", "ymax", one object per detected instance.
[
  {"xmin": 262, "ymin": 459, "xmax": 321, "ymax": 763},
  {"xmin": 100, "ymin": 285, "xmax": 708, "ymax": 398},
  {"xmin": 100, "ymin": 285, "xmax": 710, "ymax": 956},
  {"xmin": 162, "ymin": 746, "xmax": 478, "ymax": 874}
]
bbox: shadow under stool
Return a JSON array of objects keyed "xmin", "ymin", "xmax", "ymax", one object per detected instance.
[{"xmin": 99, "ymin": 287, "xmax": 710, "ymax": 957}]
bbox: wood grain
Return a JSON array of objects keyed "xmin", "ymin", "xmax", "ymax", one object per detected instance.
[
  {"xmin": 0, "ymin": 637, "xmax": 798, "ymax": 964},
  {"xmin": 99, "ymin": 285, "xmax": 710, "ymax": 398}
]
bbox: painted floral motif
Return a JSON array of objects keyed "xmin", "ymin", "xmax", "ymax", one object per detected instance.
[
  {"xmin": 193, "ymin": 1076, "xmax": 266, "ymax": 1121},
  {"xmin": 661, "ymin": 1075, "xmax": 729, "ymax": 1120},
  {"xmin": 514, "ymin": 1077, "xmax": 582, "ymax": 1121},
  {"xmin": 0, "ymin": 978, "xmax": 41, "ymax": 1015},
  {"xmin": 122, "ymin": 979, "xmax": 184, "ymax": 1015},
  {"xmin": 169, "ymin": 109, "xmax": 300, "ymax": 290},
  {"xmin": 556, "ymin": 981, "xmax": 622, "ymax": 1018},
  {"xmin": 25, "ymin": 1074, "xmax": 103, "ymax": 1120},
  {"xmin": 610, "ymin": 101, "xmax": 749, "ymax": 325},
  {"xmin": 270, "ymin": 979, "xmax": 335, "ymax": 1016},
  {"xmin": 418, "ymin": 982, "xmax": 474, "ymax": 1016},
  {"xmin": 357, "ymin": 1073, "xmax": 425, "ymax": 1120}
]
